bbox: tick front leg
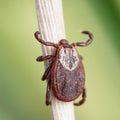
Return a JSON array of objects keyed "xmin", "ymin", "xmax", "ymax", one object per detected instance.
[
  {"xmin": 72, "ymin": 30, "xmax": 93, "ymax": 47},
  {"xmin": 74, "ymin": 88, "xmax": 86, "ymax": 106},
  {"xmin": 34, "ymin": 31, "xmax": 58, "ymax": 48},
  {"xmin": 36, "ymin": 55, "xmax": 54, "ymax": 62}
]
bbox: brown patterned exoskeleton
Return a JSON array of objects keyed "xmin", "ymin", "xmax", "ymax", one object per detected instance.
[{"xmin": 34, "ymin": 30, "xmax": 93, "ymax": 106}]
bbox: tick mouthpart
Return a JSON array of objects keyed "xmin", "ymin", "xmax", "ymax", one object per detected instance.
[
  {"xmin": 59, "ymin": 39, "xmax": 72, "ymax": 48},
  {"xmin": 59, "ymin": 39, "xmax": 68, "ymax": 44}
]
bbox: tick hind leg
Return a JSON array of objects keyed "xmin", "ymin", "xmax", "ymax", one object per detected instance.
[
  {"xmin": 46, "ymin": 77, "xmax": 51, "ymax": 105},
  {"xmin": 74, "ymin": 88, "xmax": 86, "ymax": 106}
]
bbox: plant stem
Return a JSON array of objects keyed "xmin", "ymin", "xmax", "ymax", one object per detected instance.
[{"xmin": 35, "ymin": 0, "xmax": 75, "ymax": 120}]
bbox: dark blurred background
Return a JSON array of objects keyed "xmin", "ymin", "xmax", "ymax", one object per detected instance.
[{"xmin": 0, "ymin": 0, "xmax": 120, "ymax": 120}]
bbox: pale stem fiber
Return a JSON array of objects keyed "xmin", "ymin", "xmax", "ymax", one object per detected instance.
[{"xmin": 35, "ymin": 0, "xmax": 75, "ymax": 120}]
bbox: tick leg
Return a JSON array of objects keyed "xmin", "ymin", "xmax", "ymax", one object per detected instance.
[
  {"xmin": 79, "ymin": 55, "xmax": 83, "ymax": 60},
  {"xmin": 34, "ymin": 31, "xmax": 58, "ymax": 48},
  {"xmin": 36, "ymin": 55, "xmax": 54, "ymax": 62},
  {"xmin": 46, "ymin": 78, "xmax": 51, "ymax": 105},
  {"xmin": 42, "ymin": 62, "xmax": 53, "ymax": 81},
  {"xmin": 72, "ymin": 31, "xmax": 93, "ymax": 47},
  {"xmin": 74, "ymin": 88, "xmax": 86, "ymax": 106}
]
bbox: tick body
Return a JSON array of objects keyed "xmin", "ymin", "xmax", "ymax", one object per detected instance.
[
  {"xmin": 34, "ymin": 30, "xmax": 93, "ymax": 106},
  {"xmin": 51, "ymin": 47, "xmax": 85, "ymax": 102}
]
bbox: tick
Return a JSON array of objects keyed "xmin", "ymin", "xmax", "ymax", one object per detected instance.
[{"xmin": 34, "ymin": 30, "xmax": 93, "ymax": 106}]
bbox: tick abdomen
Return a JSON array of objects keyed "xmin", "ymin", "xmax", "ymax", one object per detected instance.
[{"xmin": 51, "ymin": 47, "xmax": 85, "ymax": 102}]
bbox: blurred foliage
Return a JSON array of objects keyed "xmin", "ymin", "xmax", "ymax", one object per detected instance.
[{"xmin": 0, "ymin": 0, "xmax": 120, "ymax": 120}]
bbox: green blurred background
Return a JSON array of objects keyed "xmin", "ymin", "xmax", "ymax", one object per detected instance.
[{"xmin": 0, "ymin": 0, "xmax": 120, "ymax": 120}]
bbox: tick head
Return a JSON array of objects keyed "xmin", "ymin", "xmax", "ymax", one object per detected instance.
[{"xmin": 59, "ymin": 39, "xmax": 70, "ymax": 48}]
